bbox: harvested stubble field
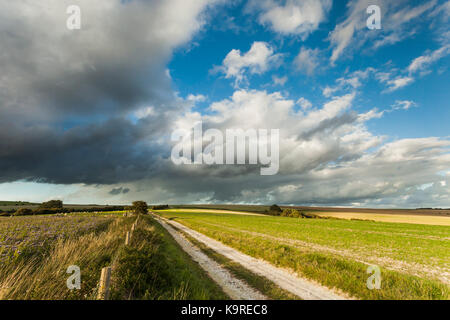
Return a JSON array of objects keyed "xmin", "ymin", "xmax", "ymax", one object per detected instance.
[
  {"xmin": 156, "ymin": 209, "xmax": 450, "ymax": 300},
  {"xmin": 310, "ymin": 211, "xmax": 450, "ymax": 226}
]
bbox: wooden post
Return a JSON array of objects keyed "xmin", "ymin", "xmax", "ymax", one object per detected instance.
[
  {"xmin": 97, "ymin": 267, "xmax": 111, "ymax": 300},
  {"xmin": 125, "ymin": 231, "xmax": 131, "ymax": 245}
]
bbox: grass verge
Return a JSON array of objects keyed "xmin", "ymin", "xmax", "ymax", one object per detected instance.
[{"xmin": 110, "ymin": 216, "xmax": 228, "ymax": 300}]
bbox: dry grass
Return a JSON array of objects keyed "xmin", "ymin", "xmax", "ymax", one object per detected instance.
[
  {"xmin": 0, "ymin": 215, "xmax": 227, "ymax": 300},
  {"xmin": 0, "ymin": 218, "xmax": 125, "ymax": 299}
]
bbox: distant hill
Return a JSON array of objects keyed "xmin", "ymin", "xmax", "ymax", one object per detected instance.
[{"xmin": 0, "ymin": 201, "xmax": 39, "ymax": 206}]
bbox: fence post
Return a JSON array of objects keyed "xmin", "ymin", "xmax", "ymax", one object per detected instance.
[
  {"xmin": 97, "ymin": 267, "xmax": 112, "ymax": 300},
  {"xmin": 125, "ymin": 231, "xmax": 131, "ymax": 245}
]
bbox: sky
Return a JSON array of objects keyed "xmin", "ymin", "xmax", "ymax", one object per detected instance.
[{"xmin": 0, "ymin": 0, "xmax": 449, "ymax": 208}]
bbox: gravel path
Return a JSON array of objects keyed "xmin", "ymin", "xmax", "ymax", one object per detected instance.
[
  {"xmin": 155, "ymin": 215, "xmax": 348, "ymax": 300},
  {"xmin": 156, "ymin": 217, "xmax": 267, "ymax": 300}
]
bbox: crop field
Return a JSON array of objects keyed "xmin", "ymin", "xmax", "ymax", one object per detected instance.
[
  {"xmin": 0, "ymin": 213, "xmax": 226, "ymax": 300},
  {"xmin": 156, "ymin": 209, "xmax": 450, "ymax": 300},
  {"xmin": 0, "ymin": 215, "xmax": 113, "ymax": 263}
]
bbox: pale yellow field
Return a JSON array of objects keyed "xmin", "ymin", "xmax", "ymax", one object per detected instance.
[
  {"xmin": 156, "ymin": 208, "xmax": 265, "ymax": 216},
  {"xmin": 313, "ymin": 211, "xmax": 450, "ymax": 226}
]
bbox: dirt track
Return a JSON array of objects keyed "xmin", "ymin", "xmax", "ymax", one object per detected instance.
[
  {"xmin": 156, "ymin": 217, "xmax": 267, "ymax": 300},
  {"xmin": 155, "ymin": 215, "xmax": 348, "ymax": 300}
]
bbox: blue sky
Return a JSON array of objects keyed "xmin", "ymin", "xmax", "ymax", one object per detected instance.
[
  {"xmin": 0, "ymin": 0, "xmax": 449, "ymax": 207},
  {"xmin": 169, "ymin": 0, "xmax": 449, "ymax": 138}
]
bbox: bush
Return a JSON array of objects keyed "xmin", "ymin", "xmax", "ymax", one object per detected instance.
[
  {"xmin": 300, "ymin": 212, "xmax": 318, "ymax": 219},
  {"xmin": 14, "ymin": 208, "xmax": 34, "ymax": 216},
  {"xmin": 40, "ymin": 200, "xmax": 63, "ymax": 209},
  {"xmin": 280, "ymin": 208, "xmax": 318, "ymax": 218},
  {"xmin": 281, "ymin": 208, "xmax": 300, "ymax": 218},
  {"xmin": 152, "ymin": 205, "xmax": 169, "ymax": 210}
]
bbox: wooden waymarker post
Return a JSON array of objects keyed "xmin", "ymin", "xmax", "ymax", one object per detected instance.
[
  {"xmin": 97, "ymin": 267, "xmax": 111, "ymax": 300},
  {"xmin": 125, "ymin": 231, "xmax": 131, "ymax": 245}
]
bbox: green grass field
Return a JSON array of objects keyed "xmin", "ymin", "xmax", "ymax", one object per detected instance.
[{"xmin": 156, "ymin": 209, "xmax": 450, "ymax": 300}]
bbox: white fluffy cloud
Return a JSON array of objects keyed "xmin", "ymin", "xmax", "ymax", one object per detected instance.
[
  {"xmin": 385, "ymin": 76, "xmax": 414, "ymax": 92},
  {"xmin": 218, "ymin": 41, "xmax": 281, "ymax": 87},
  {"xmin": 248, "ymin": 0, "xmax": 332, "ymax": 37},
  {"xmin": 158, "ymin": 89, "xmax": 450, "ymax": 207}
]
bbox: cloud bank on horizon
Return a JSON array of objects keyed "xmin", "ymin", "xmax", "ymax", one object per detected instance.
[{"xmin": 0, "ymin": 0, "xmax": 449, "ymax": 208}]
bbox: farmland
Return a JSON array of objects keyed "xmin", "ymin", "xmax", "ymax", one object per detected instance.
[
  {"xmin": 311, "ymin": 211, "xmax": 450, "ymax": 226},
  {"xmin": 1, "ymin": 207, "xmax": 449, "ymax": 300},
  {"xmin": 0, "ymin": 215, "xmax": 112, "ymax": 263},
  {"xmin": 156, "ymin": 209, "xmax": 450, "ymax": 300},
  {"xmin": 0, "ymin": 213, "xmax": 226, "ymax": 300}
]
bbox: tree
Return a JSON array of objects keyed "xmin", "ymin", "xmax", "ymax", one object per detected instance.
[
  {"xmin": 268, "ymin": 204, "xmax": 282, "ymax": 216},
  {"xmin": 40, "ymin": 200, "xmax": 63, "ymax": 209},
  {"xmin": 132, "ymin": 201, "xmax": 148, "ymax": 215}
]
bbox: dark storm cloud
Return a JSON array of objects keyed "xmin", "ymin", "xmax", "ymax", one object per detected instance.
[
  {"xmin": 109, "ymin": 187, "xmax": 130, "ymax": 195},
  {"xmin": 0, "ymin": 0, "xmax": 213, "ymax": 184},
  {"xmin": 0, "ymin": 118, "xmax": 170, "ymax": 184}
]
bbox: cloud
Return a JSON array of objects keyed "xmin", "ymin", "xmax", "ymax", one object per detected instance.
[
  {"xmin": 187, "ymin": 94, "xmax": 208, "ymax": 103},
  {"xmin": 294, "ymin": 47, "xmax": 320, "ymax": 75},
  {"xmin": 323, "ymin": 86, "xmax": 339, "ymax": 98},
  {"xmin": 0, "ymin": 0, "xmax": 219, "ymax": 184},
  {"xmin": 109, "ymin": 187, "xmax": 130, "ymax": 196},
  {"xmin": 329, "ymin": 0, "xmax": 438, "ymax": 63},
  {"xmin": 0, "ymin": 1, "xmax": 449, "ymax": 208},
  {"xmin": 373, "ymin": 44, "xmax": 449, "ymax": 92},
  {"xmin": 392, "ymin": 100, "xmax": 416, "ymax": 111},
  {"xmin": 143, "ymin": 89, "xmax": 448, "ymax": 207},
  {"xmin": 218, "ymin": 41, "xmax": 281, "ymax": 87},
  {"xmin": 385, "ymin": 76, "xmax": 414, "ymax": 92},
  {"xmin": 408, "ymin": 44, "xmax": 450, "ymax": 74},
  {"xmin": 248, "ymin": 0, "xmax": 332, "ymax": 37},
  {"xmin": 272, "ymin": 75, "xmax": 288, "ymax": 86},
  {"xmin": 297, "ymin": 97, "xmax": 312, "ymax": 110},
  {"xmin": 322, "ymin": 67, "xmax": 375, "ymax": 97},
  {"xmin": 0, "ymin": 0, "xmax": 220, "ymax": 123}
]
